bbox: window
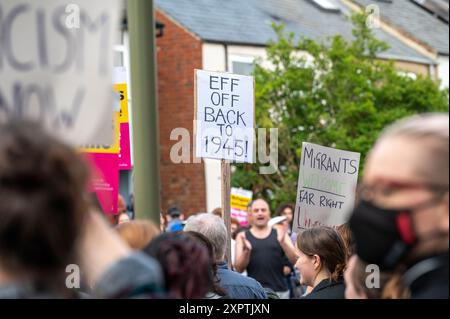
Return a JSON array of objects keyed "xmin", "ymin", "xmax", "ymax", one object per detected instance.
[{"xmin": 230, "ymin": 55, "xmax": 255, "ymax": 76}]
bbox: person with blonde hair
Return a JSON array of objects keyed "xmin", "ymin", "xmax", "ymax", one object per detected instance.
[
  {"xmin": 116, "ymin": 220, "xmax": 160, "ymax": 250},
  {"xmin": 349, "ymin": 113, "xmax": 449, "ymax": 299}
]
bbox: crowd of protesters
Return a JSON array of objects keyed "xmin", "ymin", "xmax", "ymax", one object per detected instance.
[{"xmin": 0, "ymin": 113, "xmax": 448, "ymax": 299}]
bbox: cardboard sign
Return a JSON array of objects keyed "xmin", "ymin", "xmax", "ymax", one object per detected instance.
[
  {"xmin": 294, "ymin": 142, "xmax": 360, "ymax": 230},
  {"xmin": 195, "ymin": 70, "xmax": 254, "ymax": 163},
  {"xmin": 0, "ymin": 0, "xmax": 121, "ymax": 145},
  {"xmin": 230, "ymin": 187, "xmax": 253, "ymax": 226}
]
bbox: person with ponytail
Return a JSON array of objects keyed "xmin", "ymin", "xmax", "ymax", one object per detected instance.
[{"xmin": 296, "ymin": 226, "xmax": 347, "ymax": 299}]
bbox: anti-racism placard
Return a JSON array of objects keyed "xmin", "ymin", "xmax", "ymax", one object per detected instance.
[
  {"xmin": 294, "ymin": 142, "xmax": 360, "ymax": 231},
  {"xmin": 230, "ymin": 187, "xmax": 253, "ymax": 226},
  {"xmin": 195, "ymin": 70, "xmax": 254, "ymax": 163},
  {"xmin": 0, "ymin": 0, "xmax": 121, "ymax": 145}
]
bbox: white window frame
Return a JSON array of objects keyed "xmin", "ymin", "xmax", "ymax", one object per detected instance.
[{"xmin": 229, "ymin": 55, "xmax": 255, "ymax": 74}]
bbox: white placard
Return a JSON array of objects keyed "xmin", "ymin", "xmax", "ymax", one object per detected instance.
[
  {"xmin": 294, "ymin": 142, "xmax": 360, "ymax": 230},
  {"xmin": 0, "ymin": 0, "xmax": 121, "ymax": 145},
  {"xmin": 195, "ymin": 70, "xmax": 254, "ymax": 163}
]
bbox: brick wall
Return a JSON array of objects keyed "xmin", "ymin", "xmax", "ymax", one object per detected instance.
[{"xmin": 156, "ymin": 10, "xmax": 206, "ymax": 217}]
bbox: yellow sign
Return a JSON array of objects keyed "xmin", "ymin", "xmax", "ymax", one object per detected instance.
[
  {"xmin": 231, "ymin": 194, "xmax": 251, "ymax": 210},
  {"xmin": 80, "ymin": 68, "xmax": 127, "ymax": 154},
  {"xmin": 230, "ymin": 188, "xmax": 253, "ymax": 210},
  {"xmin": 114, "ymin": 83, "xmax": 129, "ymax": 123}
]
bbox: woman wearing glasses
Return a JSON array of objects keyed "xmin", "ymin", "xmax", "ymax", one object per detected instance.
[{"xmin": 349, "ymin": 113, "xmax": 449, "ymax": 299}]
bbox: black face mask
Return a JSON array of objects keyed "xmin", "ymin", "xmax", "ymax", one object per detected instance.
[{"xmin": 349, "ymin": 197, "xmax": 445, "ymax": 271}]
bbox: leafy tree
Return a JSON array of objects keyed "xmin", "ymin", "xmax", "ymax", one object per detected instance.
[{"xmin": 231, "ymin": 14, "xmax": 449, "ymax": 212}]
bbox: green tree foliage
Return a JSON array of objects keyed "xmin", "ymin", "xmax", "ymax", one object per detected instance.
[{"xmin": 231, "ymin": 14, "xmax": 449, "ymax": 212}]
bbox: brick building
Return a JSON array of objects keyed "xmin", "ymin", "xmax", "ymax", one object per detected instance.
[{"xmin": 156, "ymin": 11, "xmax": 207, "ymax": 215}]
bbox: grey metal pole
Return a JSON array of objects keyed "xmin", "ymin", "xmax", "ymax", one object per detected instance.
[{"xmin": 127, "ymin": 0, "xmax": 160, "ymax": 224}]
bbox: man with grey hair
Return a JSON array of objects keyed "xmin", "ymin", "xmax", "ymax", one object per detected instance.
[{"xmin": 184, "ymin": 213, "xmax": 267, "ymax": 299}]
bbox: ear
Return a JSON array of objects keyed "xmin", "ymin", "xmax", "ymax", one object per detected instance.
[{"xmin": 312, "ymin": 254, "xmax": 322, "ymax": 270}]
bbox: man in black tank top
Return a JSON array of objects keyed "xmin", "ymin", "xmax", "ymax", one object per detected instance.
[{"xmin": 235, "ymin": 199, "xmax": 299, "ymax": 298}]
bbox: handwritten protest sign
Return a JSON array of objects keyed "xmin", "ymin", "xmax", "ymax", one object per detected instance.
[
  {"xmin": 0, "ymin": 0, "xmax": 121, "ymax": 145},
  {"xmin": 195, "ymin": 70, "xmax": 254, "ymax": 163},
  {"xmin": 231, "ymin": 187, "xmax": 253, "ymax": 226},
  {"xmin": 294, "ymin": 142, "xmax": 360, "ymax": 231}
]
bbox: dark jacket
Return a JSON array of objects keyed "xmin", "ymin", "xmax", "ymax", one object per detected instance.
[
  {"xmin": 301, "ymin": 277, "xmax": 345, "ymax": 299},
  {"xmin": 217, "ymin": 262, "xmax": 267, "ymax": 299},
  {"xmin": 407, "ymin": 252, "xmax": 449, "ymax": 299}
]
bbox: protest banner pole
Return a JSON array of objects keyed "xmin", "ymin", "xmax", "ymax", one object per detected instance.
[
  {"xmin": 221, "ymin": 159, "xmax": 232, "ymax": 267},
  {"xmin": 127, "ymin": 0, "xmax": 161, "ymax": 224},
  {"xmin": 195, "ymin": 69, "xmax": 254, "ymax": 266}
]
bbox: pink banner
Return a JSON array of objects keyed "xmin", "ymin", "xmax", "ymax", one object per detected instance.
[
  {"xmin": 84, "ymin": 153, "xmax": 119, "ymax": 214},
  {"xmin": 119, "ymin": 123, "xmax": 132, "ymax": 170},
  {"xmin": 231, "ymin": 208, "xmax": 249, "ymax": 226}
]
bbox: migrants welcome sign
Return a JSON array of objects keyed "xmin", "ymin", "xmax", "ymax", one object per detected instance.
[
  {"xmin": 294, "ymin": 142, "xmax": 360, "ymax": 231},
  {"xmin": 0, "ymin": 0, "xmax": 121, "ymax": 145},
  {"xmin": 195, "ymin": 70, "xmax": 254, "ymax": 163}
]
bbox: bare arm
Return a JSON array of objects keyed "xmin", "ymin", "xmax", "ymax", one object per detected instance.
[
  {"xmin": 78, "ymin": 210, "xmax": 131, "ymax": 287},
  {"xmin": 275, "ymin": 226, "xmax": 299, "ymax": 265},
  {"xmin": 234, "ymin": 232, "xmax": 252, "ymax": 273}
]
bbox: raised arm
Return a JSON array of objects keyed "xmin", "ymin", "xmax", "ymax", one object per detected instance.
[
  {"xmin": 275, "ymin": 225, "xmax": 299, "ymax": 265},
  {"xmin": 234, "ymin": 231, "xmax": 252, "ymax": 273}
]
